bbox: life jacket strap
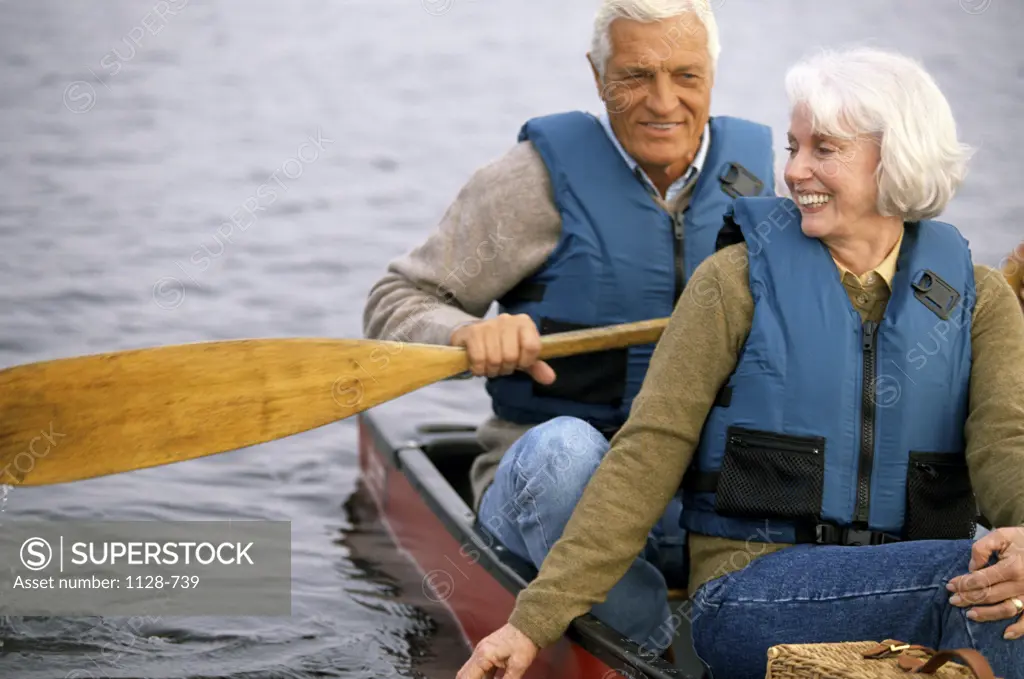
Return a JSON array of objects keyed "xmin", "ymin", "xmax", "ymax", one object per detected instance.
[{"xmin": 794, "ymin": 523, "xmax": 902, "ymax": 546}]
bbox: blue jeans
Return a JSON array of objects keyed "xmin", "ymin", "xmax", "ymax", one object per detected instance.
[
  {"xmin": 691, "ymin": 539, "xmax": 1024, "ymax": 679},
  {"xmin": 477, "ymin": 416, "xmax": 684, "ymax": 655}
]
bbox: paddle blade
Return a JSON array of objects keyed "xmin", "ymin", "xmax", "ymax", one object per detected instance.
[{"xmin": 0, "ymin": 338, "xmax": 467, "ymax": 486}]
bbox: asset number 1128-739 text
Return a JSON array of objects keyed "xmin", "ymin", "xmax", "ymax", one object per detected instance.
[{"xmin": 125, "ymin": 575, "xmax": 200, "ymax": 589}]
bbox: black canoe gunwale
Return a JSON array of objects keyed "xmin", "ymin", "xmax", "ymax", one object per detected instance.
[{"xmin": 359, "ymin": 411, "xmax": 697, "ymax": 679}]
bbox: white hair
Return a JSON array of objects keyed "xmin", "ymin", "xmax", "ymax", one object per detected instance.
[
  {"xmin": 590, "ymin": 0, "xmax": 721, "ymax": 79},
  {"xmin": 785, "ymin": 47, "xmax": 973, "ymax": 222}
]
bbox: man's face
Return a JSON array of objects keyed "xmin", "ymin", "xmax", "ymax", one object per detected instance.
[{"xmin": 591, "ymin": 15, "xmax": 713, "ymax": 179}]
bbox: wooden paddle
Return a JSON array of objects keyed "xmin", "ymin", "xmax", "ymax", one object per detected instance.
[
  {"xmin": 0, "ymin": 318, "xmax": 669, "ymax": 487},
  {"xmin": 2, "ymin": 258, "xmax": 1020, "ymax": 489}
]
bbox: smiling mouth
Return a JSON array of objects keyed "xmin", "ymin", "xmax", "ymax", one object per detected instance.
[{"xmin": 796, "ymin": 192, "xmax": 831, "ymax": 207}]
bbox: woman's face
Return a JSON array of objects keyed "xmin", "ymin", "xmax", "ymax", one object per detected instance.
[{"xmin": 784, "ymin": 104, "xmax": 884, "ymax": 240}]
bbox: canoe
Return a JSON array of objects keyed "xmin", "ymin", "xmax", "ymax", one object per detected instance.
[{"xmin": 356, "ymin": 409, "xmax": 707, "ymax": 679}]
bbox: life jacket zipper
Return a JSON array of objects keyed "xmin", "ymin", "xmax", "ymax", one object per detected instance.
[
  {"xmin": 855, "ymin": 319, "xmax": 878, "ymax": 523},
  {"xmin": 727, "ymin": 428, "xmax": 823, "ymax": 455},
  {"xmin": 672, "ymin": 212, "xmax": 684, "ymax": 303}
]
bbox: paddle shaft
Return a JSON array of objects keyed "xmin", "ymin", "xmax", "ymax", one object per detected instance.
[{"xmin": 538, "ymin": 317, "xmax": 668, "ymax": 360}]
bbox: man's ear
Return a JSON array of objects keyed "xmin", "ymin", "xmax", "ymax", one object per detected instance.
[{"xmin": 586, "ymin": 52, "xmax": 604, "ymax": 100}]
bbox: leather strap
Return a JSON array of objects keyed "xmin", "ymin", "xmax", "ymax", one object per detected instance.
[
  {"xmin": 862, "ymin": 640, "xmax": 936, "ymax": 659},
  {"xmin": 861, "ymin": 640, "xmax": 999, "ymax": 679},
  {"xmin": 896, "ymin": 648, "xmax": 997, "ymax": 678}
]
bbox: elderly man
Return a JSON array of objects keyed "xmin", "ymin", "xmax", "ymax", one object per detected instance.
[{"xmin": 362, "ymin": 0, "xmax": 774, "ymax": 655}]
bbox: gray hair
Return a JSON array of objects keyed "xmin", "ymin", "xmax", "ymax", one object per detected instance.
[
  {"xmin": 785, "ymin": 47, "xmax": 973, "ymax": 222},
  {"xmin": 590, "ymin": 0, "xmax": 721, "ymax": 79}
]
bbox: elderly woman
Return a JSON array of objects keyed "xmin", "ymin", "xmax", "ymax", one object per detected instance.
[{"xmin": 456, "ymin": 47, "xmax": 1024, "ymax": 679}]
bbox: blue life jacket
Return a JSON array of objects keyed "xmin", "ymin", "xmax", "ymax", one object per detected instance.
[
  {"xmin": 486, "ymin": 111, "xmax": 776, "ymax": 433},
  {"xmin": 681, "ymin": 196, "xmax": 977, "ymax": 545}
]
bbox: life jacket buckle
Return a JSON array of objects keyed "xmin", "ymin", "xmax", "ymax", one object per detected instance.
[
  {"xmin": 814, "ymin": 523, "xmax": 902, "ymax": 546},
  {"xmin": 718, "ymin": 162, "xmax": 764, "ymax": 199},
  {"xmin": 911, "ymin": 269, "xmax": 961, "ymax": 321}
]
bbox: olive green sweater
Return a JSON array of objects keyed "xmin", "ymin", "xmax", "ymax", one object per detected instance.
[{"xmin": 507, "ymin": 242, "xmax": 1024, "ymax": 649}]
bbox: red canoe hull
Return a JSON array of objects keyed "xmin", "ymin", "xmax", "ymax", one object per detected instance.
[{"xmin": 357, "ymin": 414, "xmax": 638, "ymax": 679}]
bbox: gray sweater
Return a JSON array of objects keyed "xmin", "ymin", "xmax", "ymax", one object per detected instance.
[{"xmin": 362, "ymin": 139, "xmax": 693, "ymax": 507}]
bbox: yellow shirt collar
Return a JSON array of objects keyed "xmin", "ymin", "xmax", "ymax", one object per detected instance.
[{"xmin": 832, "ymin": 229, "xmax": 904, "ymax": 288}]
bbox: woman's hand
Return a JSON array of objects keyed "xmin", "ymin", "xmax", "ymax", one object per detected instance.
[
  {"xmin": 947, "ymin": 526, "xmax": 1024, "ymax": 639},
  {"xmin": 455, "ymin": 623, "xmax": 539, "ymax": 679}
]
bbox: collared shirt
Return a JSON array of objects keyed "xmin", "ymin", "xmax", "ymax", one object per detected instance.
[
  {"xmin": 598, "ymin": 114, "xmax": 711, "ymax": 203},
  {"xmin": 832, "ymin": 228, "xmax": 904, "ymax": 290}
]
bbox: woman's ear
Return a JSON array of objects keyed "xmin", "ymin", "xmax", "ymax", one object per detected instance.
[{"xmin": 1002, "ymin": 242, "xmax": 1024, "ymax": 308}]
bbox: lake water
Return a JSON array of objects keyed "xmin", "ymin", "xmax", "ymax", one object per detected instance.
[{"xmin": 0, "ymin": 1, "xmax": 1020, "ymax": 677}]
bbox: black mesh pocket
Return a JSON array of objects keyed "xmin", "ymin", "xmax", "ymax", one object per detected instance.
[
  {"xmin": 714, "ymin": 426, "xmax": 825, "ymax": 520},
  {"xmin": 905, "ymin": 452, "xmax": 976, "ymax": 540}
]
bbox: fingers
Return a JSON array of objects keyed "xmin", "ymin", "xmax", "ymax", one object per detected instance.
[
  {"xmin": 946, "ymin": 528, "xmax": 1024, "ymax": 627},
  {"xmin": 455, "ymin": 650, "xmax": 497, "ymax": 679},
  {"xmin": 947, "ymin": 532, "xmax": 1014, "ymax": 594},
  {"xmin": 528, "ymin": 360, "xmax": 557, "ymax": 385},
  {"xmin": 455, "ymin": 634, "xmax": 512, "ymax": 679},
  {"xmin": 949, "ymin": 555, "xmax": 1024, "ymax": 603},
  {"xmin": 969, "ymin": 530, "xmax": 1010, "ymax": 572},
  {"xmin": 518, "ymin": 322, "xmax": 557, "ymax": 384},
  {"xmin": 1003, "ymin": 613, "xmax": 1024, "ymax": 640},
  {"xmin": 958, "ymin": 597, "xmax": 1024, "ymax": 623},
  {"xmin": 517, "ymin": 321, "xmax": 542, "ymax": 370},
  {"xmin": 503, "ymin": 653, "xmax": 534, "ymax": 679},
  {"xmin": 455, "ymin": 330, "xmax": 488, "ymax": 378},
  {"xmin": 457, "ymin": 624, "xmax": 540, "ymax": 679},
  {"xmin": 948, "ymin": 562, "xmax": 1016, "ymax": 608},
  {"xmin": 949, "ymin": 577, "xmax": 1022, "ymax": 608},
  {"xmin": 457, "ymin": 651, "xmax": 533, "ymax": 679},
  {"xmin": 484, "ymin": 325, "xmax": 504, "ymax": 378},
  {"xmin": 498, "ymin": 320, "xmax": 523, "ymax": 376},
  {"xmin": 450, "ymin": 314, "xmax": 546, "ymax": 380}
]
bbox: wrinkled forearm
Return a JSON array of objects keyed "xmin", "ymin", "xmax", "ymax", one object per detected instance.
[
  {"xmin": 966, "ymin": 264, "xmax": 1024, "ymax": 527},
  {"xmin": 508, "ymin": 246, "xmax": 753, "ymax": 648},
  {"xmin": 362, "ymin": 141, "xmax": 562, "ymax": 345}
]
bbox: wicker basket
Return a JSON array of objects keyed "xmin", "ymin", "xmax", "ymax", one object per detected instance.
[{"xmin": 764, "ymin": 639, "xmax": 1001, "ymax": 679}]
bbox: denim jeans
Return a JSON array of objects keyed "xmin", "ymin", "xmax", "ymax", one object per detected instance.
[
  {"xmin": 690, "ymin": 539, "xmax": 1024, "ymax": 679},
  {"xmin": 477, "ymin": 416, "xmax": 684, "ymax": 654}
]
